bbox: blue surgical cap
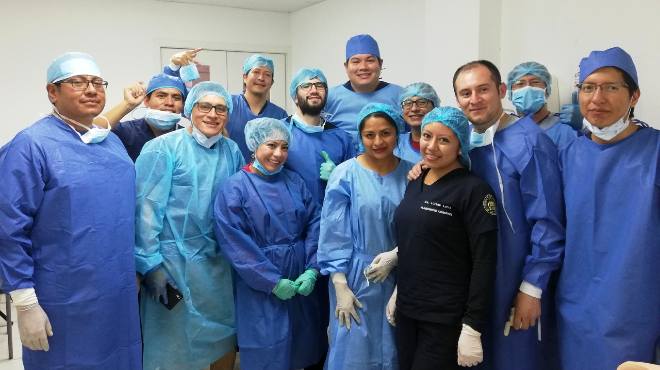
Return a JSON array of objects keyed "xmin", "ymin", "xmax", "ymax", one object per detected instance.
[
  {"xmin": 147, "ymin": 73, "xmax": 187, "ymax": 98},
  {"xmin": 399, "ymin": 82, "xmax": 441, "ymax": 108},
  {"xmin": 289, "ymin": 68, "xmax": 327, "ymax": 99},
  {"xmin": 244, "ymin": 117, "xmax": 291, "ymax": 152},
  {"xmin": 346, "ymin": 34, "xmax": 380, "ymax": 60},
  {"xmin": 357, "ymin": 103, "xmax": 405, "ymax": 134},
  {"xmin": 242, "ymin": 54, "xmax": 274, "ymax": 75},
  {"xmin": 183, "ymin": 81, "xmax": 232, "ymax": 118},
  {"xmin": 579, "ymin": 46, "xmax": 638, "ymax": 86},
  {"xmin": 47, "ymin": 52, "xmax": 101, "ymax": 83},
  {"xmin": 506, "ymin": 61, "xmax": 552, "ymax": 99},
  {"xmin": 421, "ymin": 107, "xmax": 471, "ymax": 169}
]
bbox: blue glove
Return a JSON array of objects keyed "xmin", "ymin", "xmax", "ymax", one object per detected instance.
[
  {"xmin": 559, "ymin": 91, "xmax": 583, "ymax": 131},
  {"xmin": 319, "ymin": 150, "xmax": 337, "ymax": 181},
  {"xmin": 143, "ymin": 266, "xmax": 177, "ymax": 305}
]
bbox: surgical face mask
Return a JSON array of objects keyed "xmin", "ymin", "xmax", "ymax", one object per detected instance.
[
  {"xmin": 144, "ymin": 108, "xmax": 181, "ymax": 130},
  {"xmin": 470, "ymin": 120, "xmax": 499, "ymax": 149},
  {"xmin": 252, "ymin": 158, "xmax": 283, "ymax": 176},
  {"xmin": 583, "ymin": 106, "xmax": 632, "ymax": 142},
  {"xmin": 180, "ymin": 63, "xmax": 200, "ymax": 82},
  {"xmin": 191, "ymin": 122, "xmax": 223, "ymax": 149},
  {"xmin": 511, "ymin": 86, "xmax": 546, "ymax": 115},
  {"xmin": 292, "ymin": 114, "xmax": 324, "ymax": 134},
  {"xmin": 53, "ymin": 108, "xmax": 110, "ymax": 144}
]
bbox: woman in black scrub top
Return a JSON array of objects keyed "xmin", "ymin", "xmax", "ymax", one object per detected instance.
[{"xmin": 390, "ymin": 106, "xmax": 498, "ymax": 369}]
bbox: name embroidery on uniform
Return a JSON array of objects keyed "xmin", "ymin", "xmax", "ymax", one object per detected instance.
[{"xmin": 420, "ymin": 200, "xmax": 453, "ymax": 216}]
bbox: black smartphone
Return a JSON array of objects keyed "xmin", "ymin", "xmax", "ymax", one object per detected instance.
[{"xmin": 159, "ymin": 283, "xmax": 183, "ymax": 310}]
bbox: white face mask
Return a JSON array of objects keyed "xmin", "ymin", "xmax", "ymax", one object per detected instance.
[
  {"xmin": 191, "ymin": 120, "xmax": 223, "ymax": 149},
  {"xmin": 144, "ymin": 108, "xmax": 181, "ymax": 130},
  {"xmin": 53, "ymin": 108, "xmax": 110, "ymax": 144},
  {"xmin": 583, "ymin": 99, "xmax": 633, "ymax": 141},
  {"xmin": 470, "ymin": 120, "xmax": 500, "ymax": 149}
]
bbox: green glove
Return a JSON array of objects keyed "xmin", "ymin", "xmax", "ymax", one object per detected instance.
[
  {"xmin": 272, "ymin": 279, "xmax": 297, "ymax": 300},
  {"xmin": 319, "ymin": 150, "xmax": 337, "ymax": 181},
  {"xmin": 294, "ymin": 269, "xmax": 319, "ymax": 296}
]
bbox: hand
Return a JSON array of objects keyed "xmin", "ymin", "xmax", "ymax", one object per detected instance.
[
  {"xmin": 293, "ymin": 269, "xmax": 318, "ymax": 296},
  {"xmin": 16, "ymin": 304, "xmax": 53, "ymax": 351},
  {"xmin": 407, "ymin": 160, "xmax": 425, "ymax": 181},
  {"xmin": 123, "ymin": 82, "xmax": 146, "ymax": 109},
  {"xmin": 559, "ymin": 102, "xmax": 583, "ymax": 131},
  {"xmin": 332, "ymin": 273, "xmax": 362, "ymax": 330},
  {"xmin": 272, "ymin": 279, "xmax": 297, "ymax": 300},
  {"xmin": 386, "ymin": 287, "xmax": 397, "ymax": 326},
  {"xmin": 171, "ymin": 48, "xmax": 203, "ymax": 66},
  {"xmin": 319, "ymin": 150, "xmax": 337, "ymax": 181},
  {"xmin": 457, "ymin": 324, "xmax": 483, "ymax": 367},
  {"xmin": 512, "ymin": 292, "xmax": 541, "ymax": 330},
  {"xmin": 365, "ymin": 248, "xmax": 398, "ymax": 283},
  {"xmin": 143, "ymin": 266, "xmax": 177, "ymax": 305}
]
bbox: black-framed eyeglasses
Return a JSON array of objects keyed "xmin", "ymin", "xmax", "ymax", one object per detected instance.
[
  {"xmin": 401, "ymin": 98, "xmax": 432, "ymax": 109},
  {"xmin": 55, "ymin": 78, "xmax": 108, "ymax": 91},
  {"xmin": 299, "ymin": 82, "xmax": 327, "ymax": 91},
  {"xmin": 196, "ymin": 102, "xmax": 228, "ymax": 114},
  {"xmin": 576, "ymin": 82, "xmax": 629, "ymax": 95}
]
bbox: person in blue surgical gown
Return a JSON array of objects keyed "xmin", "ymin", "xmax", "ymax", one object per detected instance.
[
  {"xmin": 135, "ymin": 81, "xmax": 243, "ymax": 370},
  {"xmin": 394, "ymin": 82, "xmax": 440, "ymax": 162},
  {"xmin": 556, "ymin": 46, "xmax": 660, "ymax": 370},
  {"xmin": 506, "ymin": 61, "xmax": 577, "ymax": 150},
  {"xmin": 318, "ymin": 103, "xmax": 413, "ymax": 370},
  {"xmin": 213, "ymin": 117, "xmax": 325, "ymax": 370},
  {"xmin": 0, "ymin": 52, "xmax": 142, "ymax": 370}
]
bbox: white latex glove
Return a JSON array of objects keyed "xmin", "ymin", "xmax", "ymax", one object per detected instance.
[
  {"xmin": 365, "ymin": 247, "xmax": 398, "ymax": 283},
  {"xmin": 16, "ymin": 304, "xmax": 53, "ymax": 351},
  {"xmin": 170, "ymin": 48, "xmax": 202, "ymax": 67},
  {"xmin": 386, "ymin": 286, "xmax": 397, "ymax": 326},
  {"xmin": 457, "ymin": 324, "xmax": 483, "ymax": 367},
  {"xmin": 332, "ymin": 273, "xmax": 363, "ymax": 330}
]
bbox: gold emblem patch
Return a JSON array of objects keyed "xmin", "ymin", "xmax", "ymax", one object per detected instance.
[{"xmin": 483, "ymin": 194, "xmax": 497, "ymax": 216}]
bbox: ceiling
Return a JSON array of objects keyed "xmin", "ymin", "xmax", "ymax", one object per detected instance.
[{"xmin": 156, "ymin": 0, "xmax": 326, "ymax": 13}]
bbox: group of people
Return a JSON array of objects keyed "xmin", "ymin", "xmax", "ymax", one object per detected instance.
[{"xmin": 0, "ymin": 31, "xmax": 657, "ymax": 370}]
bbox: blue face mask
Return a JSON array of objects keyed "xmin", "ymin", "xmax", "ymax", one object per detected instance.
[
  {"xmin": 191, "ymin": 123, "xmax": 223, "ymax": 149},
  {"xmin": 511, "ymin": 86, "xmax": 546, "ymax": 115},
  {"xmin": 292, "ymin": 114, "xmax": 324, "ymax": 134},
  {"xmin": 53, "ymin": 108, "xmax": 110, "ymax": 144},
  {"xmin": 144, "ymin": 109, "xmax": 181, "ymax": 130},
  {"xmin": 180, "ymin": 64, "xmax": 200, "ymax": 82},
  {"xmin": 252, "ymin": 158, "xmax": 283, "ymax": 176}
]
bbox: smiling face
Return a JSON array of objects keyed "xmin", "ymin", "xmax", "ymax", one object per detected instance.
[
  {"xmin": 401, "ymin": 97, "xmax": 434, "ymax": 128},
  {"xmin": 255, "ymin": 140, "xmax": 288, "ymax": 173},
  {"xmin": 243, "ymin": 66, "xmax": 274, "ymax": 96},
  {"xmin": 47, "ymin": 74, "xmax": 106, "ymax": 124},
  {"xmin": 454, "ymin": 65, "xmax": 506, "ymax": 127},
  {"xmin": 579, "ymin": 67, "xmax": 639, "ymax": 128},
  {"xmin": 191, "ymin": 95, "xmax": 227, "ymax": 137},
  {"xmin": 144, "ymin": 87, "xmax": 184, "ymax": 113},
  {"xmin": 420, "ymin": 122, "xmax": 461, "ymax": 171},
  {"xmin": 344, "ymin": 54, "xmax": 382, "ymax": 92},
  {"xmin": 360, "ymin": 115, "xmax": 398, "ymax": 161},
  {"xmin": 295, "ymin": 77, "xmax": 327, "ymax": 116}
]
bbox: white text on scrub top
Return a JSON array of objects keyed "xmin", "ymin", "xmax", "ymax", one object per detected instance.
[{"xmin": 420, "ymin": 200, "xmax": 453, "ymax": 217}]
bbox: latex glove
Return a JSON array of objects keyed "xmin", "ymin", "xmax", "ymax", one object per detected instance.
[
  {"xmin": 143, "ymin": 266, "xmax": 177, "ymax": 305},
  {"xmin": 122, "ymin": 81, "xmax": 147, "ymax": 109},
  {"xmin": 293, "ymin": 269, "xmax": 318, "ymax": 296},
  {"xmin": 16, "ymin": 304, "xmax": 53, "ymax": 351},
  {"xmin": 171, "ymin": 48, "xmax": 203, "ymax": 67},
  {"xmin": 319, "ymin": 151, "xmax": 337, "ymax": 181},
  {"xmin": 272, "ymin": 279, "xmax": 297, "ymax": 300},
  {"xmin": 457, "ymin": 324, "xmax": 483, "ymax": 367},
  {"xmin": 512, "ymin": 292, "xmax": 541, "ymax": 330},
  {"xmin": 386, "ymin": 286, "xmax": 397, "ymax": 326},
  {"xmin": 559, "ymin": 92, "xmax": 583, "ymax": 131},
  {"xmin": 332, "ymin": 273, "xmax": 363, "ymax": 330},
  {"xmin": 365, "ymin": 248, "xmax": 398, "ymax": 283}
]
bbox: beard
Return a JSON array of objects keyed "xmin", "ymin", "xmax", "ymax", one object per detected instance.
[{"xmin": 297, "ymin": 93, "xmax": 326, "ymax": 116}]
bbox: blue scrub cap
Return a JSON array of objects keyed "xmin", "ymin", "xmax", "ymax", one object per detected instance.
[
  {"xmin": 289, "ymin": 68, "xmax": 327, "ymax": 99},
  {"xmin": 346, "ymin": 34, "xmax": 380, "ymax": 60},
  {"xmin": 579, "ymin": 47, "xmax": 638, "ymax": 85},
  {"xmin": 146, "ymin": 73, "xmax": 187, "ymax": 99},
  {"xmin": 47, "ymin": 52, "xmax": 101, "ymax": 83},
  {"xmin": 242, "ymin": 54, "xmax": 275, "ymax": 75},
  {"xmin": 399, "ymin": 82, "xmax": 441, "ymax": 108},
  {"xmin": 421, "ymin": 106, "xmax": 471, "ymax": 169},
  {"xmin": 183, "ymin": 81, "xmax": 232, "ymax": 118},
  {"xmin": 357, "ymin": 103, "xmax": 405, "ymax": 134},
  {"xmin": 244, "ymin": 117, "xmax": 291, "ymax": 152},
  {"xmin": 506, "ymin": 61, "xmax": 552, "ymax": 99}
]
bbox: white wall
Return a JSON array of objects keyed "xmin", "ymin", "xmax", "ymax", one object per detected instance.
[{"xmin": 0, "ymin": 0, "xmax": 290, "ymax": 144}]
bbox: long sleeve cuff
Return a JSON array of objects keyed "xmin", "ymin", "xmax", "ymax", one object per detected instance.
[
  {"xmin": 10, "ymin": 287, "xmax": 38, "ymax": 307},
  {"xmin": 519, "ymin": 281, "xmax": 542, "ymax": 299}
]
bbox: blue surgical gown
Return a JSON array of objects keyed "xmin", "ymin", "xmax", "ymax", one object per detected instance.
[
  {"xmin": 393, "ymin": 132, "xmax": 421, "ymax": 163},
  {"xmin": 283, "ymin": 117, "xmax": 356, "ymax": 204},
  {"xmin": 324, "ymin": 82, "xmax": 403, "ymax": 147},
  {"xmin": 538, "ymin": 113, "xmax": 578, "ymax": 151},
  {"xmin": 135, "ymin": 129, "xmax": 243, "ymax": 370},
  {"xmin": 226, "ymin": 94, "xmax": 287, "ymax": 161},
  {"xmin": 468, "ymin": 116, "xmax": 565, "ymax": 370},
  {"xmin": 556, "ymin": 127, "xmax": 660, "ymax": 370},
  {"xmin": 112, "ymin": 118, "xmax": 175, "ymax": 162},
  {"xmin": 213, "ymin": 168, "xmax": 325, "ymax": 370},
  {"xmin": 0, "ymin": 116, "xmax": 142, "ymax": 370},
  {"xmin": 318, "ymin": 158, "xmax": 413, "ymax": 370}
]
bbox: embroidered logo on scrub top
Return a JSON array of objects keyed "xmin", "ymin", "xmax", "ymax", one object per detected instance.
[
  {"xmin": 483, "ymin": 194, "xmax": 497, "ymax": 216},
  {"xmin": 420, "ymin": 200, "xmax": 453, "ymax": 217}
]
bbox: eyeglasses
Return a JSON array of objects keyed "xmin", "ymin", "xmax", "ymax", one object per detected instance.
[
  {"xmin": 299, "ymin": 82, "xmax": 327, "ymax": 91},
  {"xmin": 511, "ymin": 79, "xmax": 546, "ymax": 90},
  {"xmin": 195, "ymin": 102, "xmax": 228, "ymax": 115},
  {"xmin": 577, "ymin": 82, "xmax": 629, "ymax": 95},
  {"xmin": 401, "ymin": 98, "xmax": 432, "ymax": 109},
  {"xmin": 56, "ymin": 78, "xmax": 108, "ymax": 91}
]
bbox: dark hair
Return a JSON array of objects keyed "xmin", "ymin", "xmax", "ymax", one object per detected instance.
[
  {"xmin": 358, "ymin": 112, "xmax": 398, "ymax": 134},
  {"xmin": 617, "ymin": 67, "xmax": 640, "ymax": 118},
  {"xmin": 452, "ymin": 60, "xmax": 502, "ymax": 96}
]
